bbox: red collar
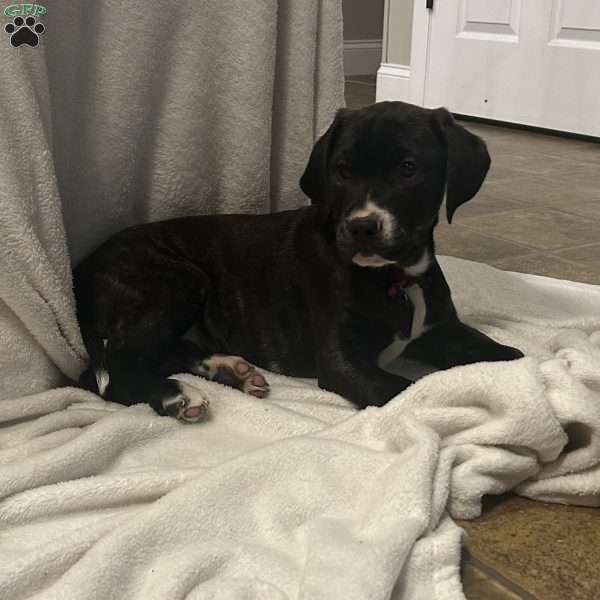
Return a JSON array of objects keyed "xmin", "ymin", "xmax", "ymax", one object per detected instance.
[{"xmin": 387, "ymin": 269, "xmax": 420, "ymax": 298}]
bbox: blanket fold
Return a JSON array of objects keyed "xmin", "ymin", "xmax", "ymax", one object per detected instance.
[{"xmin": 0, "ymin": 258, "xmax": 599, "ymax": 599}]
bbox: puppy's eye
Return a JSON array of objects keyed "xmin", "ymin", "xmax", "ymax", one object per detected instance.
[
  {"xmin": 336, "ymin": 161, "xmax": 352, "ymax": 180},
  {"xmin": 400, "ymin": 159, "xmax": 417, "ymax": 177}
]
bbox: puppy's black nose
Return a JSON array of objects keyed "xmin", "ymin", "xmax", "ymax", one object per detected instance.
[{"xmin": 347, "ymin": 216, "xmax": 381, "ymax": 242}]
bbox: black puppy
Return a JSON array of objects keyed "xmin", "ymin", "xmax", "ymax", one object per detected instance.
[{"xmin": 73, "ymin": 101, "xmax": 523, "ymax": 421}]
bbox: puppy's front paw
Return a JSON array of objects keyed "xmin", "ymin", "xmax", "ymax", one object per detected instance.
[
  {"xmin": 242, "ymin": 369, "xmax": 270, "ymax": 399},
  {"xmin": 201, "ymin": 355, "xmax": 270, "ymax": 398}
]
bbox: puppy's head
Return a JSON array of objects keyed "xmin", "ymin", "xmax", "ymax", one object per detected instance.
[{"xmin": 300, "ymin": 101, "xmax": 490, "ymax": 271}]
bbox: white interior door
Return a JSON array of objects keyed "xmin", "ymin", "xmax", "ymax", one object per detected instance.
[{"xmin": 422, "ymin": 0, "xmax": 600, "ymax": 137}]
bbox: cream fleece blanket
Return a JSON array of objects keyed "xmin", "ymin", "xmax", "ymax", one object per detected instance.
[{"xmin": 0, "ymin": 258, "xmax": 599, "ymax": 599}]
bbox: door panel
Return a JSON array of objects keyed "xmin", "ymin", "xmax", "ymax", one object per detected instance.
[
  {"xmin": 465, "ymin": 0, "xmax": 512, "ymax": 24},
  {"xmin": 424, "ymin": 0, "xmax": 600, "ymax": 136},
  {"xmin": 550, "ymin": 0, "xmax": 600, "ymax": 49},
  {"xmin": 459, "ymin": 0, "xmax": 521, "ymax": 40}
]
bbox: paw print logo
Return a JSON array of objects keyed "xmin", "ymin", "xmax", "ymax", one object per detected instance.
[{"xmin": 5, "ymin": 16, "xmax": 44, "ymax": 47}]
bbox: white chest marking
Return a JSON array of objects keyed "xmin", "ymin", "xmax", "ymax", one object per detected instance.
[
  {"xmin": 407, "ymin": 285, "xmax": 428, "ymax": 340},
  {"xmin": 377, "ymin": 284, "xmax": 429, "ymax": 369},
  {"xmin": 405, "ymin": 250, "xmax": 431, "ymax": 276}
]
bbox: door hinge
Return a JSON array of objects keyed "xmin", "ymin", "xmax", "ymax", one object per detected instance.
[{"xmin": 426, "ymin": 0, "xmax": 434, "ymax": 9}]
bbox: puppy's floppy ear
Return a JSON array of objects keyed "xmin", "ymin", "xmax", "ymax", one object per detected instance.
[
  {"xmin": 300, "ymin": 109, "xmax": 349, "ymax": 204},
  {"xmin": 432, "ymin": 108, "xmax": 491, "ymax": 223}
]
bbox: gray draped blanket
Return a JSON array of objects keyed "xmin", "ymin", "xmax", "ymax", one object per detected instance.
[{"xmin": 0, "ymin": 0, "xmax": 344, "ymax": 397}]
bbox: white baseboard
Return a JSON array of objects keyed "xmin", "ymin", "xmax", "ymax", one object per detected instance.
[
  {"xmin": 344, "ymin": 39, "xmax": 383, "ymax": 76},
  {"xmin": 376, "ymin": 62, "xmax": 411, "ymax": 102}
]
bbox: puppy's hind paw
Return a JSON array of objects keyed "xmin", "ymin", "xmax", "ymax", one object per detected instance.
[{"xmin": 162, "ymin": 391, "xmax": 210, "ymax": 423}]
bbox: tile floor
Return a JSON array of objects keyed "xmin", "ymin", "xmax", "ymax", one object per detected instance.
[{"xmin": 345, "ymin": 76, "xmax": 600, "ymax": 599}]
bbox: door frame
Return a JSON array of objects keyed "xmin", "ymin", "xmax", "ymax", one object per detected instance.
[
  {"xmin": 408, "ymin": 1, "xmax": 433, "ymax": 105},
  {"xmin": 376, "ymin": 0, "xmax": 432, "ymax": 106}
]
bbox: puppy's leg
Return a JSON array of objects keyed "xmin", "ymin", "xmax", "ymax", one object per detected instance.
[
  {"xmin": 106, "ymin": 347, "xmax": 210, "ymax": 423},
  {"xmin": 76, "ymin": 331, "xmax": 210, "ymax": 423},
  {"xmin": 75, "ymin": 262, "xmax": 215, "ymax": 421},
  {"xmin": 403, "ymin": 320, "xmax": 524, "ymax": 369},
  {"xmin": 318, "ymin": 359, "xmax": 412, "ymax": 409},
  {"xmin": 315, "ymin": 330, "xmax": 412, "ymax": 408},
  {"xmin": 160, "ymin": 340, "xmax": 270, "ymax": 399}
]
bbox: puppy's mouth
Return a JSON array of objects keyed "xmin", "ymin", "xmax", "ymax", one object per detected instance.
[
  {"xmin": 336, "ymin": 220, "xmax": 431, "ymax": 271},
  {"xmin": 351, "ymin": 253, "xmax": 396, "ymax": 268},
  {"xmin": 350, "ymin": 247, "xmax": 431, "ymax": 275},
  {"xmin": 343, "ymin": 242, "xmax": 427, "ymax": 267}
]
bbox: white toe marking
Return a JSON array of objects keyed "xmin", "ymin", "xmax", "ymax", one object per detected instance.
[
  {"xmin": 95, "ymin": 368, "xmax": 110, "ymax": 396},
  {"xmin": 201, "ymin": 355, "xmax": 247, "ymax": 379},
  {"xmin": 162, "ymin": 392, "xmax": 186, "ymax": 409},
  {"xmin": 162, "ymin": 391, "xmax": 210, "ymax": 422}
]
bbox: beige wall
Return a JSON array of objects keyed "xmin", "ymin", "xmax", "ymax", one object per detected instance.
[
  {"xmin": 384, "ymin": 0, "xmax": 414, "ymax": 65},
  {"xmin": 343, "ymin": 0, "xmax": 385, "ymax": 40}
]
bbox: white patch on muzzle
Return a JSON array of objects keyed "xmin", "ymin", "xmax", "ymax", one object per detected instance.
[
  {"xmin": 348, "ymin": 197, "xmax": 396, "ymax": 241},
  {"xmin": 349, "ymin": 197, "xmax": 397, "ymax": 268}
]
